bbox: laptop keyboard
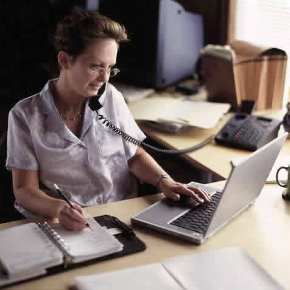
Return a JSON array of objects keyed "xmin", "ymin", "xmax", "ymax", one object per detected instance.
[{"xmin": 170, "ymin": 191, "xmax": 223, "ymax": 235}]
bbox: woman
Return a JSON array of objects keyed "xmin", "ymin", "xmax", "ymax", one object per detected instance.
[{"xmin": 6, "ymin": 9, "xmax": 209, "ymax": 230}]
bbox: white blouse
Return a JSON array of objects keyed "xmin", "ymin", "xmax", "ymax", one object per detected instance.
[{"xmin": 6, "ymin": 80, "xmax": 146, "ymax": 208}]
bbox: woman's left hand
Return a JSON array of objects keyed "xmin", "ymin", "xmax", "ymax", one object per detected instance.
[{"xmin": 159, "ymin": 177, "xmax": 211, "ymax": 204}]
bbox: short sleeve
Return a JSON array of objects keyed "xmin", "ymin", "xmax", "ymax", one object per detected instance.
[
  {"xmin": 6, "ymin": 108, "xmax": 39, "ymax": 171},
  {"xmin": 108, "ymin": 87, "xmax": 146, "ymax": 160}
]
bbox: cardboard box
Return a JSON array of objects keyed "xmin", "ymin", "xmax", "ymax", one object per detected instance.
[
  {"xmin": 231, "ymin": 40, "xmax": 287, "ymax": 110},
  {"xmin": 200, "ymin": 41, "xmax": 287, "ymax": 111}
]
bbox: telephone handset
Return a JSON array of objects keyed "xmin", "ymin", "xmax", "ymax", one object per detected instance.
[
  {"xmin": 88, "ymin": 96, "xmax": 214, "ymax": 154},
  {"xmin": 215, "ymin": 113, "xmax": 281, "ymax": 151}
]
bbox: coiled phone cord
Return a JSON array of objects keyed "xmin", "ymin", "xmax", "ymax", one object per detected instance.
[{"xmin": 96, "ymin": 112, "xmax": 214, "ymax": 155}]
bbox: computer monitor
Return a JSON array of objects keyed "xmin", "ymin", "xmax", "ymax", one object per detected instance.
[{"xmin": 99, "ymin": 0, "xmax": 204, "ymax": 88}]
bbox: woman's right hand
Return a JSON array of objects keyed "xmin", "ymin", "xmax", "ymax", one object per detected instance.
[{"xmin": 58, "ymin": 202, "xmax": 88, "ymax": 231}]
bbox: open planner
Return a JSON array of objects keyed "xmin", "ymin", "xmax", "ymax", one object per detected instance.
[
  {"xmin": 73, "ymin": 247, "xmax": 284, "ymax": 290},
  {"xmin": 0, "ymin": 217, "xmax": 123, "ymax": 288}
]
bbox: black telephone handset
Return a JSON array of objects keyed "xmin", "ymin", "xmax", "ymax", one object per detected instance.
[
  {"xmin": 215, "ymin": 113, "xmax": 281, "ymax": 151},
  {"xmin": 88, "ymin": 93, "xmax": 141, "ymax": 146}
]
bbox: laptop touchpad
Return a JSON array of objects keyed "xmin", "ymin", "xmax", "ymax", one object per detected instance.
[{"xmin": 137, "ymin": 200, "xmax": 190, "ymax": 225}]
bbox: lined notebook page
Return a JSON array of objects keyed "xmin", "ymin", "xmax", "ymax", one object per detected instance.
[
  {"xmin": 0, "ymin": 223, "xmax": 63, "ymax": 277},
  {"xmin": 49, "ymin": 218, "xmax": 123, "ymax": 263}
]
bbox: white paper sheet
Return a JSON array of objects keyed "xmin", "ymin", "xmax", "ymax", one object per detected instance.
[{"xmin": 129, "ymin": 96, "xmax": 230, "ymax": 129}]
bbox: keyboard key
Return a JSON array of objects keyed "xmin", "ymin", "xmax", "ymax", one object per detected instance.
[{"xmin": 170, "ymin": 191, "xmax": 223, "ymax": 235}]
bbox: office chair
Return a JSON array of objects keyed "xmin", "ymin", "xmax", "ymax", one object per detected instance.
[{"xmin": 0, "ymin": 131, "xmax": 23, "ymax": 223}]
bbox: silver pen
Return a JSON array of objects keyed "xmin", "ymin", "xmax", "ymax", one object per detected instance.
[
  {"xmin": 53, "ymin": 184, "xmax": 74, "ymax": 208},
  {"xmin": 53, "ymin": 184, "xmax": 91, "ymax": 229}
]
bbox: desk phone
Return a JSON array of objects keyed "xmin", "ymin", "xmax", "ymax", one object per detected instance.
[{"xmin": 215, "ymin": 113, "xmax": 281, "ymax": 151}]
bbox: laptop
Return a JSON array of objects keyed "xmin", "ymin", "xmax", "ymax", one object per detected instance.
[{"xmin": 132, "ymin": 133, "xmax": 288, "ymax": 244}]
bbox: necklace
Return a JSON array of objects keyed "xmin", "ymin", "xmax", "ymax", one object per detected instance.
[
  {"xmin": 60, "ymin": 111, "xmax": 83, "ymax": 122},
  {"xmin": 52, "ymin": 82, "xmax": 84, "ymax": 122}
]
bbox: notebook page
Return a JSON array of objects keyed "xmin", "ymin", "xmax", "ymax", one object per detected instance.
[
  {"xmin": 0, "ymin": 223, "xmax": 63, "ymax": 277},
  {"xmin": 73, "ymin": 263, "xmax": 183, "ymax": 290},
  {"xmin": 49, "ymin": 218, "xmax": 123, "ymax": 263},
  {"xmin": 0, "ymin": 267, "xmax": 46, "ymax": 288}
]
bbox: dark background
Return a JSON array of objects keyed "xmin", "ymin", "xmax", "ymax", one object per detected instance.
[
  {"xmin": 0, "ymin": 0, "xmax": 229, "ymax": 126},
  {"xmin": 0, "ymin": 0, "xmax": 228, "ymax": 221}
]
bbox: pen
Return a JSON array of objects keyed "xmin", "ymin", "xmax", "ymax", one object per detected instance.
[
  {"xmin": 53, "ymin": 183, "xmax": 74, "ymax": 208},
  {"xmin": 53, "ymin": 184, "xmax": 91, "ymax": 229}
]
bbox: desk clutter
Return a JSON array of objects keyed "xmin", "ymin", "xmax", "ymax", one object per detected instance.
[
  {"xmin": 200, "ymin": 41, "xmax": 287, "ymax": 111},
  {"xmin": 113, "ymin": 82, "xmax": 155, "ymax": 103},
  {"xmin": 128, "ymin": 94, "xmax": 230, "ymax": 131},
  {"xmin": 73, "ymin": 247, "xmax": 284, "ymax": 290},
  {"xmin": 0, "ymin": 215, "xmax": 145, "ymax": 288}
]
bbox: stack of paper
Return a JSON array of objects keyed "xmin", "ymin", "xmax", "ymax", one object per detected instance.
[
  {"xmin": 114, "ymin": 82, "xmax": 155, "ymax": 103},
  {"xmin": 128, "ymin": 96, "xmax": 230, "ymax": 129}
]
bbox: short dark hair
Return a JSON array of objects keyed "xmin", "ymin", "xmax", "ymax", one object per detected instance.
[{"xmin": 54, "ymin": 9, "xmax": 128, "ymax": 57}]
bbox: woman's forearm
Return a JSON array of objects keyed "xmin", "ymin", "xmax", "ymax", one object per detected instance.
[
  {"xmin": 14, "ymin": 187, "xmax": 65, "ymax": 219},
  {"xmin": 128, "ymin": 147, "xmax": 172, "ymax": 187}
]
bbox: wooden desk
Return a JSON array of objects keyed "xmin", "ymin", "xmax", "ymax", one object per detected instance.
[
  {"xmin": 2, "ymin": 184, "xmax": 290, "ymax": 290},
  {"xmin": 2, "ymin": 105, "xmax": 290, "ymax": 289}
]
